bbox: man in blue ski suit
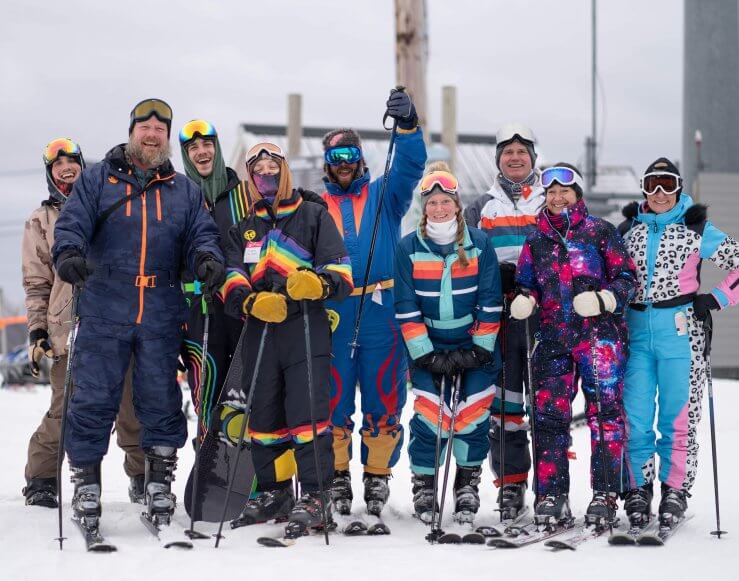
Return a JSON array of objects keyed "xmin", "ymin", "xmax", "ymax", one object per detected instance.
[
  {"xmin": 52, "ymin": 98, "xmax": 224, "ymax": 528},
  {"xmin": 321, "ymin": 90, "xmax": 426, "ymax": 515}
]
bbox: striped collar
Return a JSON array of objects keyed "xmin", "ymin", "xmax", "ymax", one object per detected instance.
[{"xmin": 254, "ymin": 189, "xmax": 303, "ymax": 222}]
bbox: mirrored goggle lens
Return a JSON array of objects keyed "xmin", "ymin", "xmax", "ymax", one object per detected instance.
[
  {"xmin": 641, "ymin": 173, "xmax": 681, "ymax": 195},
  {"xmin": 43, "ymin": 138, "xmax": 80, "ymax": 165},
  {"xmin": 541, "ymin": 167, "xmax": 578, "ymax": 189},
  {"xmin": 246, "ymin": 142, "xmax": 286, "ymax": 166},
  {"xmin": 179, "ymin": 119, "xmax": 217, "ymax": 144},
  {"xmin": 132, "ymin": 99, "xmax": 173, "ymax": 123},
  {"xmin": 324, "ymin": 146, "xmax": 362, "ymax": 166},
  {"xmin": 420, "ymin": 171, "xmax": 459, "ymax": 196}
]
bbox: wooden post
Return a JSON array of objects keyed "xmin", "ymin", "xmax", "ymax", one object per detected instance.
[
  {"xmin": 395, "ymin": 0, "xmax": 428, "ymax": 141},
  {"xmin": 441, "ymin": 86, "xmax": 457, "ymax": 172},
  {"xmin": 287, "ymin": 93, "xmax": 302, "ymax": 158}
]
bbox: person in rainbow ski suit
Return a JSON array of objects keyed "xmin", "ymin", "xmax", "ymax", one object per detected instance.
[
  {"xmin": 395, "ymin": 164, "xmax": 502, "ymax": 525},
  {"xmin": 511, "ymin": 163, "xmax": 636, "ymax": 526},
  {"xmin": 320, "ymin": 90, "xmax": 426, "ymax": 516},
  {"xmin": 619, "ymin": 157, "xmax": 739, "ymax": 526}
]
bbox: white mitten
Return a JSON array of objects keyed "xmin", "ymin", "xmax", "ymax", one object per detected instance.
[
  {"xmin": 510, "ymin": 294, "xmax": 536, "ymax": 320},
  {"xmin": 573, "ymin": 290, "xmax": 616, "ymax": 317}
]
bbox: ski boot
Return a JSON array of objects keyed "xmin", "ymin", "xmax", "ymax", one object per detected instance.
[
  {"xmin": 585, "ymin": 490, "xmax": 619, "ymax": 529},
  {"xmin": 363, "ymin": 473, "xmax": 390, "ymax": 516},
  {"xmin": 497, "ymin": 481, "xmax": 527, "ymax": 520},
  {"xmin": 534, "ymin": 493, "xmax": 571, "ymax": 528},
  {"xmin": 23, "ymin": 477, "xmax": 58, "ymax": 508},
  {"xmin": 128, "ymin": 474, "xmax": 146, "ymax": 505},
  {"xmin": 330, "ymin": 470, "xmax": 352, "ymax": 516},
  {"xmin": 70, "ymin": 465, "xmax": 102, "ymax": 528},
  {"xmin": 658, "ymin": 484, "xmax": 689, "ymax": 528},
  {"xmin": 143, "ymin": 446, "xmax": 177, "ymax": 526},
  {"xmin": 284, "ymin": 491, "xmax": 333, "ymax": 539},
  {"xmin": 412, "ymin": 473, "xmax": 437, "ymax": 524},
  {"xmin": 453, "ymin": 465, "xmax": 481, "ymax": 524},
  {"xmin": 230, "ymin": 487, "xmax": 295, "ymax": 529},
  {"xmin": 624, "ymin": 482, "xmax": 653, "ymax": 528}
]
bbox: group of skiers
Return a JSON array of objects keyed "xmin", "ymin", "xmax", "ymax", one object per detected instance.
[{"xmin": 21, "ymin": 91, "xmax": 739, "ymax": 541}]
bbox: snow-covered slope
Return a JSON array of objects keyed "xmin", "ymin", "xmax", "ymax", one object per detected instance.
[{"xmin": 1, "ymin": 380, "xmax": 736, "ymax": 581}]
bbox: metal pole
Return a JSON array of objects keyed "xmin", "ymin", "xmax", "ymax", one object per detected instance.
[{"xmin": 590, "ymin": 0, "xmax": 597, "ymax": 192}]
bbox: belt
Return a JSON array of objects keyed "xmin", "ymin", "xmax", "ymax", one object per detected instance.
[
  {"xmin": 424, "ymin": 314, "xmax": 474, "ymax": 329},
  {"xmin": 349, "ymin": 279, "xmax": 394, "ymax": 297},
  {"xmin": 629, "ymin": 293, "xmax": 696, "ymax": 312},
  {"xmin": 92, "ymin": 264, "xmax": 177, "ymax": 288}
]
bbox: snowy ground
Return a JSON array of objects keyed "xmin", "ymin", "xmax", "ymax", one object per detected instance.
[{"xmin": 1, "ymin": 381, "xmax": 737, "ymax": 581}]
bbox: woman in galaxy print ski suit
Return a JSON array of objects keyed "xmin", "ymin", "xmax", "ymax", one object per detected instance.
[{"xmin": 510, "ymin": 163, "xmax": 636, "ymax": 527}]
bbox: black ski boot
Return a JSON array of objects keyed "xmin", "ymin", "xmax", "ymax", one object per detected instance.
[
  {"xmin": 230, "ymin": 487, "xmax": 295, "ymax": 528},
  {"xmin": 534, "ymin": 493, "xmax": 571, "ymax": 527},
  {"xmin": 363, "ymin": 473, "xmax": 390, "ymax": 516},
  {"xmin": 285, "ymin": 491, "xmax": 333, "ymax": 539},
  {"xmin": 23, "ymin": 477, "xmax": 58, "ymax": 508},
  {"xmin": 412, "ymin": 473, "xmax": 437, "ymax": 524},
  {"xmin": 497, "ymin": 481, "xmax": 527, "ymax": 520},
  {"xmin": 330, "ymin": 470, "xmax": 353, "ymax": 515},
  {"xmin": 585, "ymin": 490, "xmax": 619, "ymax": 528},
  {"xmin": 128, "ymin": 474, "xmax": 146, "ymax": 505},
  {"xmin": 658, "ymin": 484, "xmax": 689, "ymax": 527},
  {"xmin": 624, "ymin": 482, "xmax": 653, "ymax": 527},
  {"xmin": 70, "ymin": 465, "xmax": 102, "ymax": 526},
  {"xmin": 453, "ymin": 465, "xmax": 481, "ymax": 524},
  {"xmin": 143, "ymin": 446, "xmax": 177, "ymax": 525}
]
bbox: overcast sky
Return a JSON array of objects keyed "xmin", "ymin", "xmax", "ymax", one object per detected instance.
[{"xmin": 0, "ymin": 0, "xmax": 683, "ymax": 305}]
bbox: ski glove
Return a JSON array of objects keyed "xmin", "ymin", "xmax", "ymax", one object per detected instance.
[
  {"xmin": 573, "ymin": 290, "xmax": 616, "ymax": 318},
  {"xmin": 56, "ymin": 250, "xmax": 91, "ymax": 285},
  {"xmin": 28, "ymin": 329, "xmax": 53, "ymax": 378},
  {"xmin": 510, "ymin": 294, "xmax": 536, "ymax": 320},
  {"xmin": 449, "ymin": 345, "xmax": 494, "ymax": 372},
  {"xmin": 243, "ymin": 291, "xmax": 287, "ymax": 323},
  {"xmin": 415, "ymin": 351, "xmax": 455, "ymax": 377},
  {"xmin": 385, "ymin": 91, "xmax": 418, "ymax": 130},
  {"xmin": 224, "ymin": 287, "xmax": 250, "ymax": 320},
  {"xmin": 692, "ymin": 293, "xmax": 720, "ymax": 322},
  {"xmin": 286, "ymin": 268, "xmax": 330, "ymax": 301},
  {"xmin": 195, "ymin": 252, "xmax": 226, "ymax": 296}
]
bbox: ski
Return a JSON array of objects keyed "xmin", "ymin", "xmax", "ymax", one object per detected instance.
[
  {"xmin": 636, "ymin": 514, "xmax": 692, "ymax": 546},
  {"xmin": 257, "ymin": 519, "xmax": 337, "ymax": 547},
  {"xmin": 545, "ymin": 521, "xmax": 613, "ymax": 550},
  {"xmin": 475, "ymin": 506, "xmax": 532, "ymax": 538},
  {"xmin": 72, "ymin": 517, "xmax": 117, "ymax": 552},
  {"xmin": 608, "ymin": 519, "xmax": 658, "ymax": 546},
  {"xmin": 333, "ymin": 513, "xmax": 368, "ymax": 536},
  {"xmin": 364, "ymin": 513, "xmax": 391, "ymax": 536},
  {"xmin": 487, "ymin": 519, "xmax": 574, "ymax": 548},
  {"xmin": 140, "ymin": 513, "xmax": 194, "ymax": 549},
  {"xmin": 437, "ymin": 532, "xmax": 462, "ymax": 544}
]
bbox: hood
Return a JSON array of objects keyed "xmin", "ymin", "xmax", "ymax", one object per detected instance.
[{"xmin": 180, "ymin": 136, "xmax": 228, "ymax": 205}]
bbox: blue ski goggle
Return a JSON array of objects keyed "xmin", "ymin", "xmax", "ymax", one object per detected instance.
[
  {"xmin": 324, "ymin": 146, "xmax": 362, "ymax": 166},
  {"xmin": 541, "ymin": 166, "xmax": 584, "ymax": 190}
]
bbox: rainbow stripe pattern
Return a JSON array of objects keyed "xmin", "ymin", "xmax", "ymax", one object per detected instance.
[
  {"xmin": 248, "ymin": 426, "xmax": 291, "ymax": 446},
  {"xmin": 228, "ymin": 181, "xmax": 252, "ymax": 224},
  {"xmin": 291, "ymin": 420, "xmax": 331, "ymax": 444},
  {"xmin": 317, "ymin": 256, "xmax": 354, "ymax": 292},
  {"xmin": 221, "ymin": 268, "xmax": 251, "ymax": 301},
  {"xmin": 249, "ymin": 229, "xmax": 313, "ymax": 284},
  {"xmin": 183, "ymin": 339, "xmax": 218, "ymax": 437}
]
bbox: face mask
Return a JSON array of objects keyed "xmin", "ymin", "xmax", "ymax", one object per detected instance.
[
  {"xmin": 425, "ymin": 217, "xmax": 458, "ymax": 245},
  {"xmin": 253, "ymin": 173, "xmax": 280, "ymax": 199}
]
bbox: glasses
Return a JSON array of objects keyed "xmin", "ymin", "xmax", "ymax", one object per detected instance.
[
  {"xmin": 43, "ymin": 138, "xmax": 81, "ymax": 166},
  {"xmin": 541, "ymin": 166, "xmax": 584, "ymax": 190},
  {"xmin": 324, "ymin": 146, "xmax": 362, "ymax": 166},
  {"xmin": 641, "ymin": 172, "xmax": 682, "ymax": 196},
  {"xmin": 420, "ymin": 171, "xmax": 459, "ymax": 196},
  {"xmin": 246, "ymin": 142, "xmax": 286, "ymax": 166},
  {"xmin": 179, "ymin": 119, "xmax": 217, "ymax": 145},
  {"xmin": 130, "ymin": 98, "xmax": 173, "ymax": 125}
]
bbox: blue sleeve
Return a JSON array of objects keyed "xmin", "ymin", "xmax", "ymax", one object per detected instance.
[
  {"xmin": 183, "ymin": 181, "xmax": 223, "ymax": 271},
  {"xmin": 52, "ymin": 166, "xmax": 101, "ymax": 262},
  {"xmin": 394, "ymin": 237, "xmax": 434, "ymax": 360},
  {"xmin": 700, "ymin": 221, "xmax": 729, "ymax": 259},
  {"xmin": 471, "ymin": 233, "xmax": 503, "ymax": 352},
  {"xmin": 381, "ymin": 128, "xmax": 427, "ymax": 220}
]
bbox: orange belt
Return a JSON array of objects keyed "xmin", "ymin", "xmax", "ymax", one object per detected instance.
[{"xmin": 350, "ymin": 279, "xmax": 394, "ymax": 297}]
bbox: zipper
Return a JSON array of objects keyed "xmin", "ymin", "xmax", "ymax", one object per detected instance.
[{"xmin": 136, "ymin": 192, "xmax": 148, "ymax": 325}]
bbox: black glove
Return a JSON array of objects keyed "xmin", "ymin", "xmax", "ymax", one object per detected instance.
[
  {"xmin": 385, "ymin": 90, "xmax": 417, "ymax": 130},
  {"xmin": 28, "ymin": 328, "xmax": 53, "ymax": 378},
  {"xmin": 56, "ymin": 250, "xmax": 90, "ymax": 285},
  {"xmin": 415, "ymin": 351, "xmax": 454, "ymax": 377},
  {"xmin": 224, "ymin": 287, "xmax": 250, "ymax": 320},
  {"xmin": 692, "ymin": 293, "xmax": 720, "ymax": 322},
  {"xmin": 449, "ymin": 345, "xmax": 493, "ymax": 372},
  {"xmin": 499, "ymin": 263, "xmax": 516, "ymax": 295},
  {"xmin": 195, "ymin": 252, "xmax": 226, "ymax": 295}
]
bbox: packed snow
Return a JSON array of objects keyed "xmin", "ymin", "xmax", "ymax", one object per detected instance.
[{"xmin": 1, "ymin": 379, "xmax": 736, "ymax": 581}]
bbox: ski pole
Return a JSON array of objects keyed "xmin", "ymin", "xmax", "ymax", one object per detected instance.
[
  {"xmin": 435, "ymin": 373, "xmax": 462, "ymax": 536},
  {"xmin": 185, "ymin": 290, "xmax": 213, "ymax": 540},
  {"xmin": 302, "ymin": 300, "xmax": 330, "ymax": 546},
  {"xmin": 497, "ymin": 298, "xmax": 508, "ymax": 521},
  {"xmin": 214, "ymin": 318, "xmax": 270, "ymax": 548},
  {"xmin": 348, "ymin": 86, "xmax": 404, "ymax": 359},
  {"xmin": 703, "ymin": 315, "xmax": 727, "ymax": 539},
  {"xmin": 522, "ymin": 291, "xmax": 540, "ymax": 504},
  {"xmin": 590, "ymin": 328, "xmax": 614, "ymax": 535},
  {"xmin": 428, "ymin": 373, "xmax": 447, "ymax": 541},
  {"xmin": 55, "ymin": 283, "xmax": 81, "ymax": 550}
]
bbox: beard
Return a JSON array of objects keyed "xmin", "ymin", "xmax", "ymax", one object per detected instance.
[{"xmin": 126, "ymin": 137, "xmax": 171, "ymax": 169}]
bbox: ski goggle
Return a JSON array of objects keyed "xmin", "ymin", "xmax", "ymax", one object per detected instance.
[
  {"xmin": 496, "ymin": 123, "xmax": 536, "ymax": 147},
  {"xmin": 43, "ymin": 138, "xmax": 81, "ymax": 166},
  {"xmin": 179, "ymin": 119, "xmax": 217, "ymax": 145},
  {"xmin": 245, "ymin": 142, "xmax": 286, "ymax": 166},
  {"xmin": 641, "ymin": 172, "xmax": 682, "ymax": 196},
  {"xmin": 324, "ymin": 146, "xmax": 362, "ymax": 166},
  {"xmin": 541, "ymin": 166, "xmax": 584, "ymax": 190},
  {"xmin": 420, "ymin": 171, "xmax": 459, "ymax": 196},
  {"xmin": 130, "ymin": 98, "xmax": 173, "ymax": 125}
]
